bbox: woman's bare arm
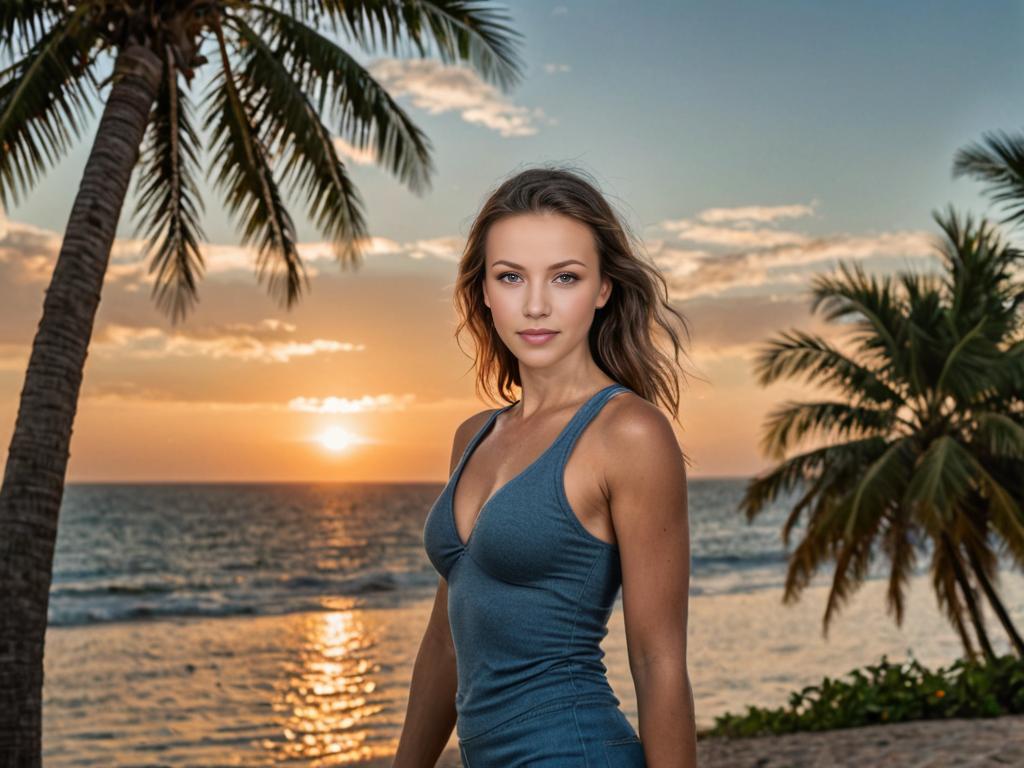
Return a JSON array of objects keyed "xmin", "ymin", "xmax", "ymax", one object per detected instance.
[
  {"xmin": 604, "ymin": 397, "xmax": 696, "ymax": 767},
  {"xmin": 393, "ymin": 411, "xmax": 490, "ymax": 767},
  {"xmin": 392, "ymin": 576, "xmax": 459, "ymax": 767}
]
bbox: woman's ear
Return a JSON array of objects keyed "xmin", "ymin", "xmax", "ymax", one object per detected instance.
[{"xmin": 597, "ymin": 275, "xmax": 612, "ymax": 309}]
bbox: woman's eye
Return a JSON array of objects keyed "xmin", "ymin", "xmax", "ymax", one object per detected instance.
[{"xmin": 497, "ymin": 272, "xmax": 578, "ymax": 284}]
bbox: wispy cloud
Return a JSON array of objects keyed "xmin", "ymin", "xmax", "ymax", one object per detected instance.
[
  {"xmin": 662, "ymin": 221, "xmax": 811, "ymax": 249},
  {"xmin": 332, "ymin": 135, "xmax": 378, "ymax": 166},
  {"xmin": 287, "ymin": 393, "xmax": 416, "ymax": 414},
  {"xmin": 367, "ymin": 58, "xmax": 549, "ymax": 137},
  {"xmin": 77, "ymin": 382, "xmax": 426, "ymax": 413},
  {"xmin": 693, "ymin": 203, "xmax": 817, "ymax": 224},
  {"xmin": 652, "ymin": 230, "xmax": 938, "ymax": 299},
  {"xmin": 91, "ymin": 321, "xmax": 365, "ymax": 363},
  {"xmin": 652, "ymin": 202, "xmax": 938, "ymax": 299}
]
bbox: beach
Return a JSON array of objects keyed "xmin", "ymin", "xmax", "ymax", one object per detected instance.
[
  {"xmin": 696, "ymin": 714, "xmax": 1024, "ymax": 767},
  {"xmin": 40, "ymin": 482, "xmax": 1024, "ymax": 764},
  {"xmin": 44, "ymin": 559, "xmax": 1024, "ymax": 763}
]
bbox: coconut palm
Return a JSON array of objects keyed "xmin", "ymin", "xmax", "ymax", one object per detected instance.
[
  {"xmin": 0, "ymin": 1, "xmax": 524, "ymax": 760},
  {"xmin": 952, "ymin": 128, "xmax": 1024, "ymax": 230},
  {"xmin": 740, "ymin": 205, "xmax": 1024, "ymax": 664}
]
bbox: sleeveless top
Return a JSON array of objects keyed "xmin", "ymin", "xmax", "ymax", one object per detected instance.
[{"xmin": 422, "ymin": 382, "xmax": 632, "ymax": 740}]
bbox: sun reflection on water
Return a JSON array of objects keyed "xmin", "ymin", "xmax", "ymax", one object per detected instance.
[{"xmin": 263, "ymin": 610, "xmax": 393, "ymax": 764}]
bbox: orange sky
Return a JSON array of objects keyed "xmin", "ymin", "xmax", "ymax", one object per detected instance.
[
  {"xmin": 0, "ymin": 205, "xmax": 943, "ymax": 482},
  {"xmin": 2, "ymin": 1, "xmax": 1011, "ymax": 482}
]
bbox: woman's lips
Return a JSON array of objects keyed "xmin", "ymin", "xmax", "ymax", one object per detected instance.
[{"xmin": 517, "ymin": 331, "xmax": 559, "ymax": 345}]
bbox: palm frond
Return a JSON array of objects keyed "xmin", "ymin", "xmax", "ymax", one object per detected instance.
[
  {"xmin": 740, "ymin": 436, "xmax": 889, "ymax": 515},
  {"xmin": 246, "ymin": 5, "xmax": 435, "ymax": 198},
  {"xmin": 952, "ymin": 128, "xmax": 1024, "ymax": 230},
  {"xmin": 808, "ymin": 262, "xmax": 920, "ymax": 396},
  {"xmin": 0, "ymin": 0, "xmax": 61, "ymax": 54},
  {"xmin": 934, "ymin": 314, "xmax": 1005, "ymax": 403},
  {"xmin": 759, "ymin": 399, "xmax": 896, "ymax": 460},
  {"xmin": 751, "ymin": 329, "xmax": 906, "ymax": 409},
  {"xmin": 932, "ymin": 205, "xmax": 1023, "ymax": 325},
  {"xmin": 133, "ymin": 45, "xmax": 207, "ymax": 326},
  {"xmin": 958, "ymin": 450, "xmax": 1024, "ymax": 566},
  {"xmin": 821, "ymin": 503, "xmax": 884, "ymax": 636},
  {"xmin": 929, "ymin": 532, "xmax": 973, "ymax": 651},
  {"xmin": 847, "ymin": 438, "xmax": 914, "ymax": 540},
  {"xmin": 972, "ymin": 411, "xmax": 1024, "ymax": 460},
  {"xmin": 904, "ymin": 436, "xmax": 975, "ymax": 535},
  {"xmin": 226, "ymin": 11, "xmax": 377, "ymax": 265},
  {"xmin": 880, "ymin": 507, "xmax": 917, "ymax": 626},
  {"xmin": 970, "ymin": 342, "xmax": 1024, "ymax": 407},
  {"xmin": 271, "ymin": 0, "xmax": 526, "ymax": 92},
  {"xmin": 206, "ymin": 19, "xmax": 305, "ymax": 308},
  {"xmin": 817, "ymin": 441, "xmax": 915, "ymax": 633},
  {"xmin": 781, "ymin": 493, "xmax": 850, "ymax": 608},
  {"xmin": 0, "ymin": 5, "xmax": 100, "ymax": 208}
]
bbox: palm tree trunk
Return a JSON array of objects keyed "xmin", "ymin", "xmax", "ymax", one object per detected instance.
[
  {"xmin": 942, "ymin": 533, "xmax": 997, "ymax": 663},
  {"xmin": 965, "ymin": 545, "xmax": 1024, "ymax": 657},
  {"xmin": 0, "ymin": 44, "xmax": 162, "ymax": 765}
]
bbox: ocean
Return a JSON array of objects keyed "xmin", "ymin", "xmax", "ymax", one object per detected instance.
[{"xmin": 41, "ymin": 479, "xmax": 1024, "ymax": 765}]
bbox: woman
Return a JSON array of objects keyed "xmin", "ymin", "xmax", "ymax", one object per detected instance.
[{"xmin": 395, "ymin": 166, "xmax": 696, "ymax": 767}]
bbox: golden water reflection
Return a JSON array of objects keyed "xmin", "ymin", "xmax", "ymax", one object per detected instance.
[{"xmin": 264, "ymin": 609, "xmax": 394, "ymax": 764}]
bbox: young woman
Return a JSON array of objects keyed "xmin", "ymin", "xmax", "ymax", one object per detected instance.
[{"xmin": 395, "ymin": 166, "xmax": 696, "ymax": 767}]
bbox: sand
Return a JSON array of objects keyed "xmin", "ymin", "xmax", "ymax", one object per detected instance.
[
  {"xmin": 43, "ymin": 569, "xmax": 1024, "ymax": 765},
  {"xmin": 415, "ymin": 716, "xmax": 1024, "ymax": 767},
  {"xmin": 696, "ymin": 714, "xmax": 1024, "ymax": 767}
]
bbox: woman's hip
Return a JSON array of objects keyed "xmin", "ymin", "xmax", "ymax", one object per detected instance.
[{"xmin": 457, "ymin": 696, "xmax": 645, "ymax": 767}]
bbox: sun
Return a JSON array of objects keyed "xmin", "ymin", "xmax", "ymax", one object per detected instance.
[{"xmin": 317, "ymin": 426, "xmax": 360, "ymax": 453}]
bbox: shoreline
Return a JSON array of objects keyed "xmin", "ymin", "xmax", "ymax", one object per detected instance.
[
  {"xmin": 396, "ymin": 714, "xmax": 1024, "ymax": 767},
  {"xmin": 42, "ymin": 571, "xmax": 1024, "ymax": 765},
  {"xmin": 696, "ymin": 713, "xmax": 1024, "ymax": 766}
]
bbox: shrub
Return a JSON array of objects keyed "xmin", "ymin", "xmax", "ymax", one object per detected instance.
[{"xmin": 702, "ymin": 652, "xmax": 1024, "ymax": 739}]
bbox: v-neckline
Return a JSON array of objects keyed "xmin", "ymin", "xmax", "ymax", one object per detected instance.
[{"xmin": 448, "ymin": 383, "xmax": 620, "ymax": 549}]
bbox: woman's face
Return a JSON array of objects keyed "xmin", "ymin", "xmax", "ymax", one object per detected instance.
[{"xmin": 482, "ymin": 212, "xmax": 611, "ymax": 365}]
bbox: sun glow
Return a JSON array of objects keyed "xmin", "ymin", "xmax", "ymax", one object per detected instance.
[{"xmin": 317, "ymin": 426, "xmax": 360, "ymax": 453}]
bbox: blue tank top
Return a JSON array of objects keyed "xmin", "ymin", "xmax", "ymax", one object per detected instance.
[{"xmin": 422, "ymin": 382, "xmax": 632, "ymax": 740}]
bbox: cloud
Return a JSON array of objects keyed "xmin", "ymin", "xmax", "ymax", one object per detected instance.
[
  {"xmin": 287, "ymin": 392, "xmax": 417, "ymax": 414},
  {"xmin": 693, "ymin": 203, "xmax": 817, "ymax": 224},
  {"xmin": 662, "ymin": 221, "xmax": 811, "ymax": 249},
  {"xmin": 367, "ymin": 58, "xmax": 549, "ymax": 137},
  {"xmin": 91, "ymin": 320, "xmax": 365, "ymax": 363},
  {"xmin": 648, "ymin": 201, "xmax": 940, "ymax": 299},
  {"xmin": 543, "ymin": 63, "xmax": 571, "ymax": 74},
  {"xmin": 652, "ymin": 229, "xmax": 938, "ymax": 299},
  {"xmin": 660, "ymin": 202, "xmax": 819, "ymax": 248},
  {"xmin": 332, "ymin": 135, "xmax": 378, "ymax": 166},
  {"xmin": 77, "ymin": 381, "xmax": 425, "ymax": 413}
]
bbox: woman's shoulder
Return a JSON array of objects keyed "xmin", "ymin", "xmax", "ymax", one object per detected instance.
[
  {"xmin": 599, "ymin": 389, "xmax": 682, "ymax": 457},
  {"xmin": 598, "ymin": 389, "xmax": 687, "ymax": 499},
  {"xmin": 446, "ymin": 406, "xmax": 501, "ymax": 472}
]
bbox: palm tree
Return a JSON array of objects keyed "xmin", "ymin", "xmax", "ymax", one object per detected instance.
[
  {"xmin": 0, "ymin": 1, "xmax": 524, "ymax": 761},
  {"xmin": 953, "ymin": 128, "xmax": 1024, "ymax": 230},
  {"xmin": 739, "ymin": 206, "xmax": 1024, "ymax": 664}
]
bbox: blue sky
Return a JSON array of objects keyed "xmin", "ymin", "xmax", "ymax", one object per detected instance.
[
  {"xmin": 2, "ymin": 1, "xmax": 1023, "ymax": 481},
  {"xmin": 10, "ymin": 1, "xmax": 1023, "ymax": 244}
]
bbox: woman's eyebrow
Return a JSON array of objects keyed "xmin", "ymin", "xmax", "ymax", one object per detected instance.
[{"xmin": 491, "ymin": 259, "xmax": 588, "ymax": 270}]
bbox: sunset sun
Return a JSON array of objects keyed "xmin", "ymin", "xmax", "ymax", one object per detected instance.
[{"xmin": 317, "ymin": 426, "xmax": 360, "ymax": 453}]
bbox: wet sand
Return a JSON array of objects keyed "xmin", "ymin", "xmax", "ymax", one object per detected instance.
[{"xmin": 43, "ymin": 569, "xmax": 1024, "ymax": 764}]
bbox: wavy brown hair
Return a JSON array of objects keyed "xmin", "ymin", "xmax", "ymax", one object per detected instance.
[{"xmin": 453, "ymin": 164, "xmax": 693, "ymax": 426}]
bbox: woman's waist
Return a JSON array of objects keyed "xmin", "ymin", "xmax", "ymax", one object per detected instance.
[{"xmin": 455, "ymin": 661, "xmax": 619, "ymax": 740}]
